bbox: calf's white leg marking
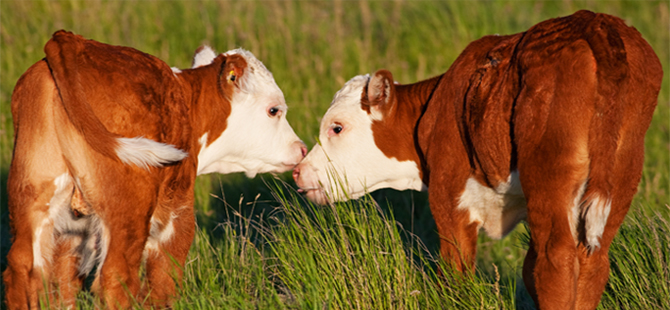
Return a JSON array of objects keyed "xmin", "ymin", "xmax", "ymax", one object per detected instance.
[
  {"xmin": 457, "ymin": 171, "xmax": 527, "ymax": 239},
  {"xmin": 33, "ymin": 173, "xmax": 73, "ymax": 268},
  {"xmin": 582, "ymin": 195, "xmax": 611, "ymax": 251}
]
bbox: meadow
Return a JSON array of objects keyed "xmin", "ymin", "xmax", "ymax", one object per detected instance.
[{"xmin": 0, "ymin": 0, "xmax": 668, "ymax": 309}]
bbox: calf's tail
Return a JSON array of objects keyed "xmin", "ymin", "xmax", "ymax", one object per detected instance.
[
  {"xmin": 44, "ymin": 30, "xmax": 187, "ymax": 169},
  {"xmin": 579, "ymin": 13, "xmax": 629, "ymax": 253}
]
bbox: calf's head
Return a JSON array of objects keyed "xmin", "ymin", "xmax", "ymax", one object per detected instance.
[
  {"xmin": 293, "ymin": 71, "xmax": 424, "ymax": 204},
  {"xmin": 193, "ymin": 47, "xmax": 306, "ymax": 177}
]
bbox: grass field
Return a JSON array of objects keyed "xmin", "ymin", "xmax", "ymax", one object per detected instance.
[{"xmin": 1, "ymin": 0, "xmax": 668, "ymax": 309}]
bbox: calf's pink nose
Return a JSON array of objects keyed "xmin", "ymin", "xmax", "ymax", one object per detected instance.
[
  {"xmin": 292, "ymin": 141, "xmax": 307, "ymax": 159},
  {"xmin": 292, "ymin": 167, "xmax": 301, "ymax": 182}
]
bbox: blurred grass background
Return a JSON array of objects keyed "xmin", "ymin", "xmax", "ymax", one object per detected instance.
[{"xmin": 0, "ymin": 0, "xmax": 668, "ymax": 309}]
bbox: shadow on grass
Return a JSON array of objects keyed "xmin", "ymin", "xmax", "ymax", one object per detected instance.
[
  {"xmin": 196, "ymin": 172, "xmax": 438, "ymax": 252},
  {"xmin": 195, "ymin": 172, "xmax": 534, "ymax": 308},
  {"xmin": 194, "ymin": 172, "xmax": 438, "ymax": 255}
]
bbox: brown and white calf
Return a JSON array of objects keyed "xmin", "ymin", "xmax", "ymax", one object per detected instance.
[
  {"xmin": 4, "ymin": 30, "xmax": 306, "ymax": 309},
  {"xmin": 293, "ymin": 11, "xmax": 662, "ymax": 309}
]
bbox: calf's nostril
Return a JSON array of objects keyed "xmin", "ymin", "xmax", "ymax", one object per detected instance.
[
  {"xmin": 300, "ymin": 146, "xmax": 308, "ymax": 158},
  {"xmin": 292, "ymin": 168, "xmax": 301, "ymax": 181}
]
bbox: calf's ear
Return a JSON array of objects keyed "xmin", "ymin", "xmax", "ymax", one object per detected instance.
[
  {"xmin": 191, "ymin": 45, "xmax": 217, "ymax": 68},
  {"xmin": 222, "ymin": 54, "xmax": 247, "ymax": 86},
  {"xmin": 364, "ymin": 69, "xmax": 396, "ymax": 120}
]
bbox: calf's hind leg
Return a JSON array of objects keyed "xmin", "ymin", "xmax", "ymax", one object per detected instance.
[
  {"xmin": 4, "ymin": 170, "xmax": 72, "ymax": 309},
  {"xmin": 51, "ymin": 235, "xmax": 85, "ymax": 308},
  {"xmin": 3, "ymin": 187, "xmax": 45, "ymax": 310},
  {"xmin": 519, "ymin": 153, "xmax": 587, "ymax": 309},
  {"xmin": 86, "ymin": 171, "xmax": 157, "ymax": 309},
  {"xmin": 574, "ymin": 130, "xmax": 648, "ymax": 309},
  {"xmin": 143, "ymin": 205, "xmax": 196, "ymax": 306},
  {"xmin": 429, "ymin": 169, "xmax": 480, "ymax": 274},
  {"xmin": 516, "ymin": 96, "xmax": 591, "ymax": 309}
]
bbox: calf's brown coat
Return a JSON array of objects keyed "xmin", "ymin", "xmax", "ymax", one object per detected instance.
[
  {"xmin": 4, "ymin": 31, "xmax": 287, "ymax": 309},
  {"xmin": 362, "ymin": 11, "xmax": 660, "ymax": 309}
]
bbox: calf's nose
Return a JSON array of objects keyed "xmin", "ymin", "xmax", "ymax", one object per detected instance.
[
  {"xmin": 292, "ymin": 167, "xmax": 301, "ymax": 183},
  {"xmin": 292, "ymin": 141, "xmax": 308, "ymax": 160}
]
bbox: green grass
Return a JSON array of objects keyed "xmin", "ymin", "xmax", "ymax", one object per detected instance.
[
  {"xmin": 601, "ymin": 207, "xmax": 670, "ymax": 309},
  {"xmin": 55, "ymin": 180, "xmax": 670, "ymax": 309},
  {"xmin": 1, "ymin": 0, "xmax": 668, "ymax": 309}
]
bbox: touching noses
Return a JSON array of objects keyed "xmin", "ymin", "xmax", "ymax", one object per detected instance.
[
  {"xmin": 300, "ymin": 145, "xmax": 308, "ymax": 158},
  {"xmin": 291, "ymin": 140, "xmax": 308, "ymax": 162},
  {"xmin": 292, "ymin": 166, "xmax": 301, "ymax": 183},
  {"xmin": 291, "ymin": 143, "xmax": 307, "ymax": 183}
]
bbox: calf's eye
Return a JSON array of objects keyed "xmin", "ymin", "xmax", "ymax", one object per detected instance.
[
  {"xmin": 269, "ymin": 107, "xmax": 280, "ymax": 117},
  {"xmin": 327, "ymin": 123, "xmax": 344, "ymax": 137}
]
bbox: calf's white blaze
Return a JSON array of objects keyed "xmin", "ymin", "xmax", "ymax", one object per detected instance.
[
  {"xmin": 297, "ymin": 75, "xmax": 423, "ymax": 204},
  {"xmin": 196, "ymin": 49, "xmax": 304, "ymax": 177}
]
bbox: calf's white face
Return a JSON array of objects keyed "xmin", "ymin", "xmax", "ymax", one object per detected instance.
[
  {"xmin": 294, "ymin": 74, "xmax": 423, "ymax": 204},
  {"xmin": 195, "ymin": 48, "xmax": 306, "ymax": 177}
]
